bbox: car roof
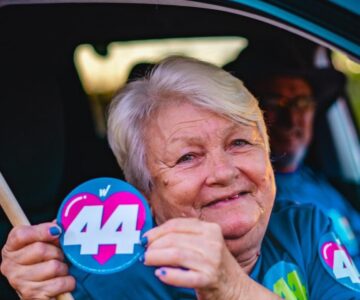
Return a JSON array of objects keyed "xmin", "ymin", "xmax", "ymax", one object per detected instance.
[{"xmin": 0, "ymin": 0, "xmax": 359, "ymax": 61}]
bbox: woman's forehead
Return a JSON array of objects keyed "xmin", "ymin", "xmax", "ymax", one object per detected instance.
[{"xmin": 146, "ymin": 103, "xmax": 260, "ymax": 144}]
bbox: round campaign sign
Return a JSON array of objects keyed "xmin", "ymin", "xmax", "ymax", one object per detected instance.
[{"xmin": 57, "ymin": 177, "xmax": 153, "ymax": 274}]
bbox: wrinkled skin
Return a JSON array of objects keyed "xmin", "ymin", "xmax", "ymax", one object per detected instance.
[
  {"xmin": 1, "ymin": 223, "xmax": 75, "ymax": 300},
  {"xmin": 143, "ymin": 102, "xmax": 277, "ymax": 299},
  {"xmin": 1, "ymin": 102, "xmax": 279, "ymax": 300}
]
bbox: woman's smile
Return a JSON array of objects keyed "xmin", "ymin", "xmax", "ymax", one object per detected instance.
[
  {"xmin": 145, "ymin": 101, "xmax": 275, "ymax": 254},
  {"xmin": 202, "ymin": 190, "xmax": 253, "ymax": 209}
]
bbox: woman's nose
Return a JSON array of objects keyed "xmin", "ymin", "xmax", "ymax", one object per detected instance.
[{"xmin": 205, "ymin": 152, "xmax": 239, "ymax": 186}]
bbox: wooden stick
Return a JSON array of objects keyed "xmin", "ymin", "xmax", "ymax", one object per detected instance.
[{"xmin": 0, "ymin": 172, "xmax": 74, "ymax": 300}]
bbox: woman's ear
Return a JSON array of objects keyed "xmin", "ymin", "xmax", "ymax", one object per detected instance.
[
  {"xmin": 140, "ymin": 183, "xmax": 158, "ymax": 223},
  {"xmin": 150, "ymin": 205, "xmax": 156, "ymax": 219},
  {"xmin": 139, "ymin": 182, "xmax": 155, "ymax": 213},
  {"xmin": 148, "ymin": 180, "xmax": 153, "ymax": 192}
]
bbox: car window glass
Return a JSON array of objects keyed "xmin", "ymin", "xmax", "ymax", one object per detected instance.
[
  {"xmin": 332, "ymin": 52, "xmax": 360, "ymax": 131},
  {"xmin": 73, "ymin": 37, "xmax": 247, "ymax": 137}
]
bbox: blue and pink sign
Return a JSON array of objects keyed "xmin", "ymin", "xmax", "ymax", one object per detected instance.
[{"xmin": 57, "ymin": 177, "xmax": 152, "ymax": 274}]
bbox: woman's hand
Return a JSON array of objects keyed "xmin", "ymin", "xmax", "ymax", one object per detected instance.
[
  {"xmin": 143, "ymin": 218, "xmax": 243, "ymax": 299},
  {"xmin": 1, "ymin": 223, "xmax": 75, "ymax": 300},
  {"xmin": 143, "ymin": 218, "xmax": 278, "ymax": 300}
]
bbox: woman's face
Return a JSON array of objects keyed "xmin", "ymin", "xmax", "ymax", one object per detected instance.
[{"xmin": 144, "ymin": 101, "xmax": 276, "ymax": 258}]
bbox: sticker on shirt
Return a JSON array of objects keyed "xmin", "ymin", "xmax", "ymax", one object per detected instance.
[
  {"xmin": 263, "ymin": 261, "xmax": 308, "ymax": 299},
  {"xmin": 57, "ymin": 177, "xmax": 152, "ymax": 274},
  {"xmin": 327, "ymin": 209, "xmax": 359, "ymax": 256},
  {"xmin": 319, "ymin": 232, "xmax": 360, "ymax": 292}
]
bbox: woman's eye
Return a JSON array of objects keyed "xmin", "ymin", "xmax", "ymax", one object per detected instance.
[
  {"xmin": 176, "ymin": 153, "xmax": 195, "ymax": 164},
  {"xmin": 231, "ymin": 139, "xmax": 250, "ymax": 147}
]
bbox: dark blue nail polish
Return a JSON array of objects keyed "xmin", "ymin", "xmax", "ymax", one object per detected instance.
[
  {"xmin": 140, "ymin": 236, "xmax": 148, "ymax": 247},
  {"xmin": 138, "ymin": 253, "xmax": 146, "ymax": 263},
  {"xmin": 49, "ymin": 226, "xmax": 61, "ymax": 236},
  {"xmin": 155, "ymin": 268, "xmax": 167, "ymax": 277}
]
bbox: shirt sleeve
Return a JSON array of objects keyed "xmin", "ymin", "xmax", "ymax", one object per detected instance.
[{"xmin": 69, "ymin": 266, "xmax": 93, "ymax": 300}]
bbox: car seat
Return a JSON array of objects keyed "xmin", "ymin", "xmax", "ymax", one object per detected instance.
[{"xmin": 0, "ymin": 42, "xmax": 123, "ymax": 298}]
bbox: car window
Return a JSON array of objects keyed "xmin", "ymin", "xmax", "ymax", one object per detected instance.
[
  {"xmin": 327, "ymin": 98, "xmax": 360, "ymax": 181},
  {"xmin": 73, "ymin": 37, "xmax": 247, "ymax": 137},
  {"xmin": 333, "ymin": 52, "xmax": 360, "ymax": 130}
]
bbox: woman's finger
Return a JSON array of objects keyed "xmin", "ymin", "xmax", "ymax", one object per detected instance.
[
  {"xmin": 144, "ymin": 246, "xmax": 213, "ymax": 272},
  {"xmin": 16, "ymin": 275, "xmax": 76, "ymax": 300},
  {"xmin": 154, "ymin": 267, "xmax": 209, "ymax": 289},
  {"xmin": 144, "ymin": 218, "xmax": 222, "ymax": 245},
  {"xmin": 9, "ymin": 242, "xmax": 64, "ymax": 265},
  {"xmin": 3, "ymin": 259, "xmax": 69, "ymax": 292},
  {"xmin": 147, "ymin": 231, "xmax": 207, "ymax": 252},
  {"xmin": 17, "ymin": 259, "xmax": 69, "ymax": 282},
  {"xmin": 4, "ymin": 223, "xmax": 62, "ymax": 252}
]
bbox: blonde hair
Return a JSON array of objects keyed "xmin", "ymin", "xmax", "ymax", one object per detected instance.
[{"xmin": 108, "ymin": 56, "xmax": 268, "ymax": 193}]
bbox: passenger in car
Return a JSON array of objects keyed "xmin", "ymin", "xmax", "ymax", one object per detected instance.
[
  {"xmin": 225, "ymin": 43, "xmax": 360, "ymax": 265},
  {"xmin": 2, "ymin": 56, "xmax": 360, "ymax": 300},
  {"xmin": 254, "ymin": 71, "xmax": 360, "ymax": 263}
]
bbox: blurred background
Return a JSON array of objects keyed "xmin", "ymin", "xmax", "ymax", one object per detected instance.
[{"xmin": 73, "ymin": 38, "xmax": 360, "ymax": 138}]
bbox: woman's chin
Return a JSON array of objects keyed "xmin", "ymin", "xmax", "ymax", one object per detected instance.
[{"xmin": 200, "ymin": 202, "xmax": 262, "ymax": 239}]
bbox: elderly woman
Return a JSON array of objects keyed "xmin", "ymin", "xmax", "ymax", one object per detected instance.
[{"xmin": 1, "ymin": 56, "xmax": 359, "ymax": 299}]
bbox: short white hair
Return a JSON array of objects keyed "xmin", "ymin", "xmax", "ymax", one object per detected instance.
[{"xmin": 108, "ymin": 56, "xmax": 269, "ymax": 194}]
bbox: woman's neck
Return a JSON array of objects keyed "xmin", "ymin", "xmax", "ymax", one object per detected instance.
[{"xmin": 226, "ymin": 238, "xmax": 262, "ymax": 274}]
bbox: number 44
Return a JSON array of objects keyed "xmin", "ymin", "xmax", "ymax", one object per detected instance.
[
  {"xmin": 64, "ymin": 205, "xmax": 141, "ymax": 255},
  {"xmin": 333, "ymin": 249, "xmax": 360, "ymax": 284}
]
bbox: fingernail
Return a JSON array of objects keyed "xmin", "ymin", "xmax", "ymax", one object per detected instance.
[
  {"xmin": 49, "ymin": 226, "xmax": 61, "ymax": 236},
  {"xmin": 140, "ymin": 236, "xmax": 148, "ymax": 247},
  {"xmin": 155, "ymin": 268, "xmax": 166, "ymax": 277},
  {"xmin": 138, "ymin": 252, "xmax": 146, "ymax": 263}
]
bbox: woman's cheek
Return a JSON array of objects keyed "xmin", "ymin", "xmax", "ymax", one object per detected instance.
[
  {"xmin": 242, "ymin": 150, "xmax": 275, "ymax": 196},
  {"xmin": 168, "ymin": 166, "xmax": 204, "ymax": 193},
  {"xmin": 257, "ymin": 160, "xmax": 276, "ymax": 209},
  {"xmin": 236, "ymin": 151, "xmax": 266, "ymax": 178},
  {"xmin": 151, "ymin": 173, "xmax": 202, "ymax": 222}
]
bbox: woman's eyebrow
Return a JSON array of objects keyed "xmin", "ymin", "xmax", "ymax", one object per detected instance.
[
  {"xmin": 168, "ymin": 135, "xmax": 203, "ymax": 145},
  {"xmin": 167, "ymin": 123, "xmax": 250, "ymax": 144},
  {"xmin": 222, "ymin": 123, "xmax": 253, "ymax": 138}
]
